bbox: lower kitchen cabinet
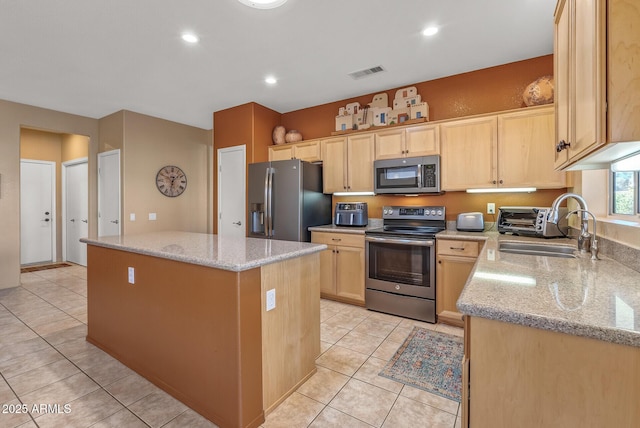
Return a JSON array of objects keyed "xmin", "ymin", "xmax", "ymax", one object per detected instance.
[
  {"xmin": 311, "ymin": 231, "xmax": 365, "ymax": 305},
  {"xmin": 436, "ymin": 238, "xmax": 483, "ymax": 327},
  {"xmin": 464, "ymin": 316, "xmax": 640, "ymax": 427}
]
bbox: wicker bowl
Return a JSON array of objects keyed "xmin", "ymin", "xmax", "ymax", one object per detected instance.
[
  {"xmin": 272, "ymin": 125, "xmax": 286, "ymax": 145},
  {"xmin": 285, "ymin": 130, "xmax": 303, "ymax": 144}
]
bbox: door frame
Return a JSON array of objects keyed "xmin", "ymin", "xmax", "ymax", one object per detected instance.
[
  {"xmin": 217, "ymin": 145, "xmax": 246, "ymax": 237},
  {"xmin": 20, "ymin": 158, "xmax": 57, "ymax": 264},
  {"xmin": 98, "ymin": 149, "xmax": 121, "ymax": 237},
  {"xmin": 61, "ymin": 157, "xmax": 88, "ymax": 262}
]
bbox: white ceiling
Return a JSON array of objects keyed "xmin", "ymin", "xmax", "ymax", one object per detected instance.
[{"xmin": 0, "ymin": 0, "xmax": 557, "ymax": 130}]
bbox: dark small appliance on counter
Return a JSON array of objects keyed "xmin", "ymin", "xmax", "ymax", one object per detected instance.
[
  {"xmin": 334, "ymin": 202, "xmax": 368, "ymax": 226},
  {"xmin": 497, "ymin": 206, "xmax": 568, "ymax": 237}
]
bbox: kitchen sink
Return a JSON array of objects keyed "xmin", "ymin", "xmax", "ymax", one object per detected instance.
[{"xmin": 498, "ymin": 241, "xmax": 577, "ymax": 258}]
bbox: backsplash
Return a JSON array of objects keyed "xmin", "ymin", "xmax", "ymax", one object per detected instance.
[{"xmin": 597, "ymin": 237, "xmax": 640, "ymax": 273}]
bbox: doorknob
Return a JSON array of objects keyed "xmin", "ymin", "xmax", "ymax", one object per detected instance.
[
  {"xmin": 110, "ymin": 220, "xmax": 119, "ymax": 224},
  {"xmin": 233, "ymin": 221, "xmax": 242, "ymax": 226},
  {"xmin": 70, "ymin": 219, "xmax": 76, "ymax": 222},
  {"xmin": 45, "ymin": 212, "xmax": 50, "ymax": 215},
  {"xmin": 43, "ymin": 218, "xmax": 50, "ymax": 222},
  {"xmin": 82, "ymin": 219, "xmax": 88, "ymax": 223}
]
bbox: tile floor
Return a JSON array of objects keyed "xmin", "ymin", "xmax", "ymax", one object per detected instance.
[{"xmin": 1, "ymin": 264, "xmax": 463, "ymax": 428}]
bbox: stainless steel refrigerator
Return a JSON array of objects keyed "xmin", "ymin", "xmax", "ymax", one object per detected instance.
[{"xmin": 248, "ymin": 159, "xmax": 331, "ymax": 242}]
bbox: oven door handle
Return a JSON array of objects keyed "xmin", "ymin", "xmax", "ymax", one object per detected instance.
[{"xmin": 365, "ymin": 236, "xmax": 434, "ymax": 246}]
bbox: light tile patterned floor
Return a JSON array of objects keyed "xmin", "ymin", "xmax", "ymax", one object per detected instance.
[{"xmin": 0, "ymin": 265, "xmax": 463, "ymax": 428}]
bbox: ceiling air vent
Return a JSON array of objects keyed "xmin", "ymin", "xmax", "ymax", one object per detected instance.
[{"xmin": 348, "ymin": 65, "xmax": 385, "ymax": 80}]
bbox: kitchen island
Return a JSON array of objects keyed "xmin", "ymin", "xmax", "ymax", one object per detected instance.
[
  {"xmin": 454, "ymin": 232, "xmax": 640, "ymax": 427},
  {"xmin": 81, "ymin": 231, "xmax": 326, "ymax": 428}
]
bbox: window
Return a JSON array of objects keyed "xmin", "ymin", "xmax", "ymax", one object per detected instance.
[{"xmin": 611, "ymin": 153, "xmax": 640, "ymax": 216}]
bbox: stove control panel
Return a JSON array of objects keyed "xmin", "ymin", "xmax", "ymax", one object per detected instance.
[{"xmin": 382, "ymin": 206, "xmax": 445, "ymax": 220}]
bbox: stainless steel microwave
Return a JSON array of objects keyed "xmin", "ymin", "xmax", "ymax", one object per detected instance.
[{"xmin": 373, "ymin": 155, "xmax": 441, "ymax": 194}]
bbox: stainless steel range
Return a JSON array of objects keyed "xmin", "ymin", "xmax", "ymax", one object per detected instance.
[{"xmin": 365, "ymin": 205, "xmax": 446, "ymax": 323}]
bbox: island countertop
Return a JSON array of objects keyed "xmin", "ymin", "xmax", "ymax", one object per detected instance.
[
  {"xmin": 81, "ymin": 231, "xmax": 327, "ymax": 272},
  {"xmin": 455, "ymin": 232, "xmax": 640, "ymax": 348}
]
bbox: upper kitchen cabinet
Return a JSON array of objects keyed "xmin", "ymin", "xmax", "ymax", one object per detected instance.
[
  {"xmin": 322, "ymin": 134, "xmax": 374, "ymax": 193},
  {"xmin": 268, "ymin": 139, "xmax": 321, "ymax": 162},
  {"xmin": 498, "ymin": 106, "xmax": 566, "ymax": 188},
  {"xmin": 440, "ymin": 115, "xmax": 497, "ymax": 190},
  {"xmin": 374, "ymin": 124, "xmax": 439, "ymax": 160},
  {"xmin": 441, "ymin": 106, "xmax": 566, "ymax": 191},
  {"xmin": 554, "ymin": 0, "xmax": 640, "ymax": 169}
]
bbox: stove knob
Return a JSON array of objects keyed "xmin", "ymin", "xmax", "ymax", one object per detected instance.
[
  {"xmin": 437, "ymin": 210, "xmax": 443, "ymax": 216},
  {"xmin": 430, "ymin": 210, "xmax": 436, "ymax": 215},
  {"xmin": 387, "ymin": 209, "xmax": 393, "ymax": 215}
]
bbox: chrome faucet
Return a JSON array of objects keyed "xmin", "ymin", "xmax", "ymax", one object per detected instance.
[
  {"xmin": 547, "ymin": 193, "xmax": 598, "ymax": 260},
  {"xmin": 567, "ymin": 209, "xmax": 599, "ymax": 260}
]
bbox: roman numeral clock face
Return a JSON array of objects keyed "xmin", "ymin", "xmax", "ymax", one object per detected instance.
[{"xmin": 156, "ymin": 165, "xmax": 187, "ymax": 197}]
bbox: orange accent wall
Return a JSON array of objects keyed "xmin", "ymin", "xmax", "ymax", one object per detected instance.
[
  {"xmin": 281, "ymin": 55, "xmax": 553, "ymax": 140},
  {"xmin": 213, "ymin": 102, "xmax": 281, "ymax": 233},
  {"xmin": 333, "ymin": 189, "xmax": 566, "ymax": 223}
]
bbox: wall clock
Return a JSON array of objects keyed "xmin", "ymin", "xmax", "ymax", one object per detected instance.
[{"xmin": 156, "ymin": 165, "xmax": 187, "ymax": 197}]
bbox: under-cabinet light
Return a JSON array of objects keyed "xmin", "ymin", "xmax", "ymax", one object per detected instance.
[
  {"xmin": 466, "ymin": 187, "xmax": 537, "ymax": 194},
  {"xmin": 611, "ymin": 151, "xmax": 640, "ymax": 171},
  {"xmin": 333, "ymin": 191, "xmax": 376, "ymax": 196}
]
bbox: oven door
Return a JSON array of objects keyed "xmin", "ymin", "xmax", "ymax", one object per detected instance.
[{"xmin": 365, "ymin": 235, "xmax": 435, "ymax": 299}]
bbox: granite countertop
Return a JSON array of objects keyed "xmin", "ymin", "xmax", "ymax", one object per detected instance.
[
  {"xmin": 308, "ymin": 218, "xmax": 383, "ymax": 235},
  {"xmin": 453, "ymin": 232, "xmax": 640, "ymax": 348},
  {"xmin": 81, "ymin": 231, "xmax": 327, "ymax": 272}
]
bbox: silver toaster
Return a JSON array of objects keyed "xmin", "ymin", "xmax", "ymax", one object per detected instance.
[{"xmin": 334, "ymin": 202, "xmax": 368, "ymax": 227}]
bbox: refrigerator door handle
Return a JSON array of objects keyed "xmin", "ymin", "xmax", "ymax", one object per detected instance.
[
  {"xmin": 264, "ymin": 168, "xmax": 270, "ymax": 237},
  {"xmin": 267, "ymin": 168, "xmax": 274, "ymax": 237}
]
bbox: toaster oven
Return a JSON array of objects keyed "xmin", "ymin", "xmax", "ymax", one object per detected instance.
[{"xmin": 497, "ymin": 206, "xmax": 568, "ymax": 237}]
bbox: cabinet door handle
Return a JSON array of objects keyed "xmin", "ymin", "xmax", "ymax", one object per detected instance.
[{"xmin": 556, "ymin": 140, "xmax": 571, "ymax": 152}]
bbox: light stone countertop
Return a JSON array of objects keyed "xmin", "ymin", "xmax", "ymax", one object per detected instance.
[
  {"xmin": 81, "ymin": 231, "xmax": 327, "ymax": 272},
  {"xmin": 450, "ymin": 231, "xmax": 640, "ymax": 348},
  {"xmin": 308, "ymin": 218, "xmax": 383, "ymax": 235}
]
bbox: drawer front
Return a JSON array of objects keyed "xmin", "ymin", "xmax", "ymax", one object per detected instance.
[
  {"xmin": 311, "ymin": 232, "xmax": 364, "ymax": 248},
  {"xmin": 437, "ymin": 239, "xmax": 479, "ymax": 257}
]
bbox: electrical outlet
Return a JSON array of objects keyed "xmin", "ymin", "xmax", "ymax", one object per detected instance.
[
  {"xmin": 487, "ymin": 203, "xmax": 496, "ymax": 215},
  {"xmin": 149, "ymin": 213, "xmax": 157, "ymax": 221},
  {"xmin": 266, "ymin": 289, "xmax": 276, "ymax": 311},
  {"xmin": 130, "ymin": 213, "xmax": 136, "ymax": 221},
  {"xmin": 128, "ymin": 267, "xmax": 135, "ymax": 284}
]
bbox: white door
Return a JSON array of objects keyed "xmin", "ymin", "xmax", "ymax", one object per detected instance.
[
  {"xmin": 64, "ymin": 158, "xmax": 88, "ymax": 266},
  {"xmin": 218, "ymin": 145, "xmax": 246, "ymax": 237},
  {"xmin": 98, "ymin": 150, "xmax": 121, "ymax": 237},
  {"xmin": 20, "ymin": 159, "xmax": 56, "ymax": 265}
]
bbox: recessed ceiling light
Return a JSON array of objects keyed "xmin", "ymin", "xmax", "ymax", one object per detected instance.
[
  {"xmin": 265, "ymin": 76, "xmax": 277, "ymax": 85},
  {"xmin": 237, "ymin": 0, "xmax": 288, "ymax": 9},
  {"xmin": 181, "ymin": 33, "xmax": 199, "ymax": 43},
  {"xmin": 422, "ymin": 26, "xmax": 439, "ymax": 36}
]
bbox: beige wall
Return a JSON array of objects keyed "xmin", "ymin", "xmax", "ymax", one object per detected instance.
[
  {"xmin": 0, "ymin": 99, "xmax": 99, "ymax": 289},
  {"xmin": 62, "ymin": 133, "xmax": 89, "ymax": 162},
  {"xmin": 108, "ymin": 111, "xmax": 211, "ymax": 235}
]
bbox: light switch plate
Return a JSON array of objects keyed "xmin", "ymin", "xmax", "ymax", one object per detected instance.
[
  {"xmin": 149, "ymin": 213, "xmax": 157, "ymax": 221},
  {"xmin": 130, "ymin": 213, "xmax": 136, "ymax": 221},
  {"xmin": 128, "ymin": 267, "xmax": 135, "ymax": 284}
]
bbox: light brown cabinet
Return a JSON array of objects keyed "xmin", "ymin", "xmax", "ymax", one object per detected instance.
[
  {"xmin": 311, "ymin": 231, "xmax": 365, "ymax": 305},
  {"xmin": 554, "ymin": 0, "xmax": 640, "ymax": 169},
  {"xmin": 498, "ymin": 106, "xmax": 566, "ymax": 188},
  {"xmin": 464, "ymin": 316, "xmax": 640, "ymax": 427},
  {"xmin": 440, "ymin": 106, "xmax": 565, "ymax": 191},
  {"xmin": 440, "ymin": 116, "xmax": 498, "ymax": 191},
  {"xmin": 436, "ymin": 238, "xmax": 483, "ymax": 327},
  {"xmin": 321, "ymin": 134, "xmax": 374, "ymax": 194},
  {"xmin": 374, "ymin": 124, "xmax": 439, "ymax": 160},
  {"xmin": 268, "ymin": 140, "xmax": 321, "ymax": 162}
]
